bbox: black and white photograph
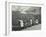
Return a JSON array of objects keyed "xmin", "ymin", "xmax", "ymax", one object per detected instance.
[
  {"xmin": 12, "ymin": 5, "xmax": 41, "ymax": 31},
  {"xmin": 0, "ymin": 0, "xmax": 46, "ymax": 36}
]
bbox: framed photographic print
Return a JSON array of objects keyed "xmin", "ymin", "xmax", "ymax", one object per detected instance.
[{"xmin": 5, "ymin": 1, "xmax": 44, "ymax": 35}]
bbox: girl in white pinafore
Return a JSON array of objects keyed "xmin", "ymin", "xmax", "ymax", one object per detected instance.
[
  {"xmin": 19, "ymin": 20, "xmax": 24, "ymax": 27},
  {"xmin": 30, "ymin": 19, "xmax": 32, "ymax": 26}
]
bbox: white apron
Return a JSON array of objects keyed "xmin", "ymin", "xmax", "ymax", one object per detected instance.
[
  {"xmin": 30, "ymin": 19, "xmax": 32, "ymax": 25},
  {"xmin": 19, "ymin": 20, "xmax": 24, "ymax": 27}
]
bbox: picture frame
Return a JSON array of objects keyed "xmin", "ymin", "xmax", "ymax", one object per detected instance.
[{"xmin": 5, "ymin": 1, "xmax": 44, "ymax": 35}]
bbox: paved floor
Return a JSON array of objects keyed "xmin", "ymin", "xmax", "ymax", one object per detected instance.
[{"xmin": 22, "ymin": 24, "xmax": 41, "ymax": 31}]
